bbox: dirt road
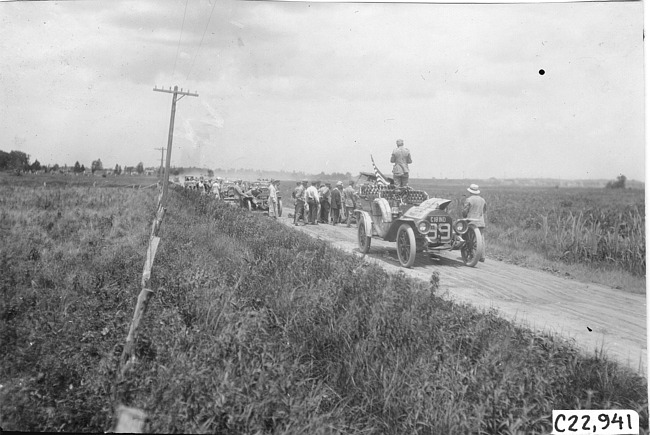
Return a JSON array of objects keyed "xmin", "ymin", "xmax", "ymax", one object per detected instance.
[{"xmin": 279, "ymin": 216, "xmax": 647, "ymax": 375}]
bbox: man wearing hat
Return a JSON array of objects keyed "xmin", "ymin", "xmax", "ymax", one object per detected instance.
[
  {"xmin": 305, "ymin": 181, "xmax": 320, "ymax": 225},
  {"xmin": 343, "ymin": 180, "xmax": 358, "ymax": 228},
  {"xmin": 319, "ymin": 182, "xmax": 331, "ymax": 223},
  {"xmin": 390, "ymin": 139, "xmax": 412, "ymax": 187},
  {"xmin": 293, "ymin": 180, "xmax": 308, "ymax": 225},
  {"xmin": 462, "ymin": 183, "xmax": 487, "ymax": 262},
  {"xmin": 330, "ymin": 181, "xmax": 343, "ymax": 225}
]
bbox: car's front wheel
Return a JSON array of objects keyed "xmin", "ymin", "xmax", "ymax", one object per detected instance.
[
  {"xmin": 396, "ymin": 223, "xmax": 416, "ymax": 268},
  {"xmin": 461, "ymin": 227, "xmax": 484, "ymax": 267}
]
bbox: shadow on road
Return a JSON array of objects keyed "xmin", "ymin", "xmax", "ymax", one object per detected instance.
[
  {"xmin": 429, "ymin": 253, "xmax": 465, "ymax": 269},
  {"xmin": 359, "ymin": 246, "xmax": 466, "ymax": 270}
]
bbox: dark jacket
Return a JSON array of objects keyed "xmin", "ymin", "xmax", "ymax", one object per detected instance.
[{"xmin": 331, "ymin": 188, "xmax": 342, "ymax": 210}]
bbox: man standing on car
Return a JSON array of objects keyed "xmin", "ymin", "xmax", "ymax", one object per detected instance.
[
  {"xmin": 331, "ymin": 181, "xmax": 343, "ymax": 225},
  {"xmin": 462, "ymin": 183, "xmax": 487, "ymax": 262},
  {"xmin": 293, "ymin": 180, "xmax": 308, "ymax": 226},
  {"xmin": 343, "ymin": 180, "xmax": 357, "ymax": 228},
  {"xmin": 305, "ymin": 181, "xmax": 320, "ymax": 225},
  {"xmin": 390, "ymin": 139, "xmax": 412, "ymax": 187}
]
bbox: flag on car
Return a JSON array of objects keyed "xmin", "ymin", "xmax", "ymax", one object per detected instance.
[{"xmin": 370, "ymin": 155, "xmax": 389, "ymax": 186}]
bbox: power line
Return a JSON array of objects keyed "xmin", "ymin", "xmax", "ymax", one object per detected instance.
[
  {"xmin": 186, "ymin": 0, "xmax": 218, "ymax": 81},
  {"xmin": 171, "ymin": 0, "xmax": 189, "ymax": 81}
]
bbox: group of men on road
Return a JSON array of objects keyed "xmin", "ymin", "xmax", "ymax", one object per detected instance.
[{"xmin": 291, "ymin": 179, "xmax": 359, "ymax": 227}]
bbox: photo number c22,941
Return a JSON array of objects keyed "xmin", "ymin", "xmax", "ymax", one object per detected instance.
[{"xmin": 552, "ymin": 410, "xmax": 639, "ymax": 435}]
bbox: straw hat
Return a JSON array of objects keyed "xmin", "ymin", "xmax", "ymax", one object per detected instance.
[{"xmin": 467, "ymin": 184, "xmax": 480, "ymax": 195}]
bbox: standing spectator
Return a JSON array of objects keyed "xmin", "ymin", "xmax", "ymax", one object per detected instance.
[
  {"xmin": 267, "ymin": 179, "xmax": 279, "ymax": 219},
  {"xmin": 319, "ymin": 182, "xmax": 331, "ymax": 223},
  {"xmin": 293, "ymin": 180, "xmax": 308, "ymax": 226},
  {"xmin": 462, "ymin": 183, "xmax": 487, "ymax": 262},
  {"xmin": 212, "ymin": 179, "xmax": 221, "ymax": 199},
  {"xmin": 315, "ymin": 181, "xmax": 322, "ymax": 221},
  {"xmin": 330, "ymin": 181, "xmax": 343, "ymax": 225},
  {"xmin": 390, "ymin": 139, "xmax": 412, "ymax": 187},
  {"xmin": 233, "ymin": 180, "xmax": 251, "ymax": 209},
  {"xmin": 305, "ymin": 181, "xmax": 320, "ymax": 225},
  {"xmin": 343, "ymin": 180, "xmax": 357, "ymax": 228}
]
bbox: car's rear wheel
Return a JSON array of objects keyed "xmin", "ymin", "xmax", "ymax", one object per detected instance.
[
  {"xmin": 461, "ymin": 227, "xmax": 484, "ymax": 267},
  {"xmin": 358, "ymin": 217, "xmax": 371, "ymax": 254},
  {"xmin": 396, "ymin": 224, "xmax": 416, "ymax": 268}
]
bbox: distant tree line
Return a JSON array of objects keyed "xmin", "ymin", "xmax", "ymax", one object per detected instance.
[
  {"xmin": 3, "ymin": 149, "xmax": 354, "ymax": 181},
  {"xmin": 0, "ymin": 150, "xmax": 37, "ymax": 172},
  {"xmin": 0, "ymin": 149, "xmax": 153, "ymax": 176}
]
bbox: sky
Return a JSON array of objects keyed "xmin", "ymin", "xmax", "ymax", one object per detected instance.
[{"xmin": 0, "ymin": 0, "xmax": 645, "ymax": 181}]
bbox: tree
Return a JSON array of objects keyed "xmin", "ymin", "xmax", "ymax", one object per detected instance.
[
  {"xmin": 91, "ymin": 159, "xmax": 103, "ymax": 174},
  {"xmin": 80, "ymin": 164, "xmax": 86, "ymax": 173},
  {"xmin": 0, "ymin": 150, "xmax": 10, "ymax": 169},
  {"xmin": 31, "ymin": 160, "xmax": 41, "ymax": 172},
  {"xmin": 10, "ymin": 151, "xmax": 30, "ymax": 171},
  {"xmin": 114, "ymin": 164, "xmax": 122, "ymax": 175},
  {"xmin": 0, "ymin": 150, "xmax": 30, "ymax": 171},
  {"xmin": 74, "ymin": 161, "xmax": 82, "ymax": 173},
  {"xmin": 207, "ymin": 169, "xmax": 214, "ymax": 177},
  {"xmin": 52, "ymin": 164, "xmax": 60, "ymax": 172},
  {"xmin": 606, "ymin": 174, "xmax": 627, "ymax": 189},
  {"xmin": 136, "ymin": 162, "xmax": 144, "ymax": 174}
]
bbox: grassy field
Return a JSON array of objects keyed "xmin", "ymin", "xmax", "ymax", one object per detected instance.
[{"xmin": 0, "ymin": 175, "xmax": 646, "ymax": 433}]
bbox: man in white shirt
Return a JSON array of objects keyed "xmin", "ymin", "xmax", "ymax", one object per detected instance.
[
  {"xmin": 267, "ymin": 179, "xmax": 279, "ymax": 219},
  {"xmin": 305, "ymin": 181, "xmax": 320, "ymax": 225}
]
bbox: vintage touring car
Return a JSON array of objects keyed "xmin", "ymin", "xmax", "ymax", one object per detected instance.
[{"xmin": 355, "ymin": 175, "xmax": 484, "ymax": 268}]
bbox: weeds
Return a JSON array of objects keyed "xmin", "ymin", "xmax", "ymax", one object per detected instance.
[{"xmin": 1, "ymin": 182, "xmax": 647, "ymax": 433}]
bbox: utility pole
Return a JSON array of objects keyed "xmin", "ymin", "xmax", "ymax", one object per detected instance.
[
  {"xmin": 153, "ymin": 147, "xmax": 166, "ymax": 181},
  {"xmin": 153, "ymin": 85, "xmax": 199, "ymax": 207}
]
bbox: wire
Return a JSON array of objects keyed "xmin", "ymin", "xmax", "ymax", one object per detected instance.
[
  {"xmin": 186, "ymin": 0, "xmax": 218, "ymax": 81},
  {"xmin": 171, "ymin": 0, "xmax": 189, "ymax": 81}
]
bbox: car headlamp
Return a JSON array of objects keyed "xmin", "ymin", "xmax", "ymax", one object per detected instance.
[
  {"xmin": 454, "ymin": 220, "xmax": 468, "ymax": 234},
  {"xmin": 417, "ymin": 221, "xmax": 430, "ymax": 234}
]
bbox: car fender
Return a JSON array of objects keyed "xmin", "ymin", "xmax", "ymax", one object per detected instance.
[
  {"xmin": 358, "ymin": 210, "xmax": 372, "ymax": 234},
  {"xmin": 385, "ymin": 217, "xmax": 417, "ymax": 242},
  {"xmin": 372, "ymin": 197, "xmax": 392, "ymax": 224}
]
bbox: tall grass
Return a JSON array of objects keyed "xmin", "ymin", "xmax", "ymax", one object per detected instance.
[
  {"xmin": 0, "ymin": 184, "xmax": 157, "ymax": 431},
  {"xmin": 1, "ymin": 184, "xmax": 647, "ymax": 433},
  {"xmin": 539, "ymin": 208, "xmax": 645, "ymax": 275}
]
